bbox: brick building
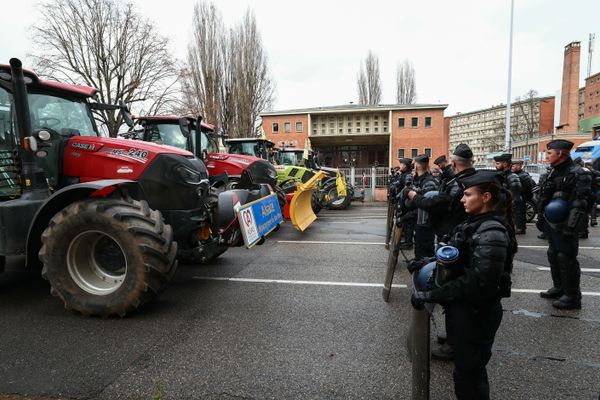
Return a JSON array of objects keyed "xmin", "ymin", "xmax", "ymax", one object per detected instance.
[
  {"xmin": 580, "ymin": 71, "xmax": 600, "ymax": 138},
  {"xmin": 260, "ymin": 104, "xmax": 447, "ymax": 168},
  {"xmin": 447, "ymin": 96, "xmax": 555, "ymax": 165}
]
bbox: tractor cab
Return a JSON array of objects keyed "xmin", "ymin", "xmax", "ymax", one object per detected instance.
[{"xmin": 226, "ymin": 137, "xmax": 277, "ymax": 164}]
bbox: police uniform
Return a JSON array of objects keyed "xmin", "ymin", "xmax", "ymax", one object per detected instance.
[
  {"xmin": 413, "ymin": 170, "xmax": 516, "ymax": 400},
  {"xmin": 410, "ymin": 144, "xmax": 476, "ymax": 361},
  {"xmin": 413, "ymin": 145, "xmax": 476, "ymax": 241},
  {"xmin": 512, "ymin": 160, "xmax": 536, "ymax": 234},
  {"xmin": 493, "ymin": 153, "xmax": 523, "ymax": 231},
  {"xmin": 434, "ymin": 154, "xmax": 455, "ymax": 182},
  {"xmin": 405, "ymin": 154, "xmax": 438, "ymax": 259},
  {"xmin": 538, "ymin": 140, "xmax": 592, "ymax": 309},
  {"xmin": 393, "ymin": 158, "xmax": 415, "ymax": 248}
]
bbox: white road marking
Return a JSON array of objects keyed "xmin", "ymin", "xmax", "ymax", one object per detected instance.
[
  {"xmin": 192, "ymin": 276, "xmax": 600, "ymax": 296},
  {"xmin": 537, "ymin": 267, "xmax": 600, "ymax": 273},
  {"xmin": 327, "ymin": 221, "xmax": 362, "ymax": 224},
  {"xmin": 520, "ymin": 245, "xmax": 600, "ymax": 250},
  {"xmin": 278, "ymin": 240, "xmax": 385, "ymax": 245},
  {"xmin": 192, "ymin": 276, "xmax": 407, "ymax": 288}
]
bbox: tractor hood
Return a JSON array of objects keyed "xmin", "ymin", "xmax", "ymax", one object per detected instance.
[
  {"xmin": 205, "ymin": 153, "xmax": 277, "ymax": 186},
  {"xmin": 63, "ymin": 136, "xmax": 196, "ymax": 181}
]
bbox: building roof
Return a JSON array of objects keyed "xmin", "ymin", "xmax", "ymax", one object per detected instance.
[{"xmin": 260, "ymin": 103, "xmax": 448, "ymax": 117}]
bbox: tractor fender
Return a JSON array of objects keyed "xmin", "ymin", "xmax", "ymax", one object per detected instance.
[{"xmin": 26, "ymin": 179, "xmax": 142, "ymax": 268}]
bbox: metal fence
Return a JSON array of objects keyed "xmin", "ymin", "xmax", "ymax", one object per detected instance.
[{"xmin": 340, "ymin": 167, "xmax": 390, "ymax": 189}]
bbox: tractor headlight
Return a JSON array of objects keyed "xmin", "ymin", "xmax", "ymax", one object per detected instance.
[{"xmin": 175, "ymin": 165, "xmax": 203, "ymax": 185}]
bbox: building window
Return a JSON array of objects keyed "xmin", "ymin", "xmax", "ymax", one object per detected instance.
[
  {"xmin": 398, "ymin": 118, "xmax": 405, "ymax": 128},
  {"xmin": 365, "ymin": 128, "xmax": 370, "ymax": 133},
  {"xmin": 411, "ymin": 117, "xmax": 418, "ymax": 128},
  {"xmin": 272, "ymin": 123, "xmax": 279, "ymax": 133},
  {"xmin": 374, "ymin": 127, "xmax": 379, "ymax": 133},
  {"xmin": 411, "ymin": 148, "xmax": 418, "ymax": 158},
  {"xmin": 296, "ymin": 122, "xmax": 303, "ymax": 132},
  {"xmin": 425, "ymin": 117, "xmax": 432, "ymax": 128},
  {"xmin": 284, "ymin": 122, "xmax": 291, "ymax": 133},
  {"xmin": 356, "ymin": 122, "xmax": 361, "ymax": 127},
  {"xmin": 398, "ymin": 149, "xmax": 405, "ymax": 158},
  {"xmin": 424, "ymin": 148, "xmax": 432, "ymax": 157},
  {"xmin": 356, "ymin": 128, "xmax": 361, "ymax": 133},
  {"xmin": 339, "ymin": 128, "xmax": 343, "ymax": 133},
  {"xmin": 330, "ymin": 129, "xmax": 334, "ymax": 134}
]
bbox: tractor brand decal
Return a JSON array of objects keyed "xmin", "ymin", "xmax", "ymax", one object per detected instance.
[
  {"xmin": 105, "ymin": 148, "xmax": 149, "ymax": 163},
  {"xmin": 72, "ymin": 142, "xmax": 96, "ymax": 151},
  {"xmin": 209, "ymin": 154, "xmax": 229, "ymax": 160},
  {"xmin": 117, "ymin": 166, "xmax": 134, "ymax": 174}
]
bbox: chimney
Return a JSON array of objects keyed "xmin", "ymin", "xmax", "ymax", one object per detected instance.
[{"xmin": 557, "ymin": 41, "xmax": 581, "ymax": 134}]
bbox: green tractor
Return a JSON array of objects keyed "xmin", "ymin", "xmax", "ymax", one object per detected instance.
[{"xmin": 275, "ymin": 147, "xmax": 354, "ymax": 211}]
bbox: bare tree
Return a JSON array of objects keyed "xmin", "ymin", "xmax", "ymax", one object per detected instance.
[
  {"xmin": 227, "ymin": 10, "xmax": 275, "ymax": 138},
  {"xmin": 180, "ymin": 2, "xmax": 226, "ymax": 127},
  {"xmin": 30, "ymin": 0, "xmax": 179, "ymax": 137},
  {"xmin": 357, "ymin": 51, "xmax": 381, "ymax": 105},
  {"xmin": 514, "ymin": 89, "xmax": 540, "ymax": 141},
  {"xmin": 181, "ymin": 4, "xmax": 274, "ymax": 138},
  {"xmin": 396, "ymin": 59, "xmax": 417, "ymax": 104}
]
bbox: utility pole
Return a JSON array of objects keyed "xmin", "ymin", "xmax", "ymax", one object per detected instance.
[{"xmin": 504, "ymin": 0, "xmax": 515, "ymax": 152}]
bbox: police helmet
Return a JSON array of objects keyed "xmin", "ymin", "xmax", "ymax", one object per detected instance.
[
  {"xmin": 412, "ymin": 261, "xmax": 436, "ymax": 291},
  {"xmin": 544, "ymin": 198, "xmax": 570, "ymax": 224}
]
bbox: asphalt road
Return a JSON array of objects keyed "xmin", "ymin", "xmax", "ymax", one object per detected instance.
[{"xmin": 1, "ymin": 203, "xmax": 599, "ymax": 399}]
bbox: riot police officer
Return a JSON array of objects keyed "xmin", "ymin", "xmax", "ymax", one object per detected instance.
[
  {"xmin": 511, "ymin": 159, "xmax": 536, "ymax": 234},
  {"xmin": 394, "ymin": 158, "xmax": 415, "ymax": 249},
  {"xmin": 494, "ymin": 153, "xmax": 523, "ymax": 232},
  {"xmin": 411, "ymin": 170, "xmax": 516, "ymax": 400},
  {"xmin": 405, "ymin": 154, "xmax": 438, "ymax": 259},
  {"xmin": 434, "ymin": 154, "xmax": 455, "ymax": 182},
  {"xmin": 406, "ymin": 143, "xmax": 476, "ymax": 361},
  {"xmin": 538, "ymin": 140, "xmax": 592, "ymax": 309}
]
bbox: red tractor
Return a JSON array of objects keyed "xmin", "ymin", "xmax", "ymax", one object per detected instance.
[
  {"xmin": 0, "ymin": 59, "xmax": 275, "ymax": 317},
  {"xmin": 127, "ymin": 115, "xmax": 286, "ymax": 204}
]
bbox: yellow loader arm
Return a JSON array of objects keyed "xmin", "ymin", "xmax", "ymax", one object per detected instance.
[{"xmin": 289, "ymin": 170, "xmax": 326, "ymax": 231}]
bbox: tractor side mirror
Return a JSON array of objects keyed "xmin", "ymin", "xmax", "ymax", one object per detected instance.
[
  {"xmin": 179, "ymin": 118, "xmax": 191, "ymax": 138},
  {"xmin": 119, "ymin": 100, "xmax": 134, "ymax": 128}
]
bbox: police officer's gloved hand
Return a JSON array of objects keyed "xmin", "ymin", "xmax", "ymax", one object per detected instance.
[
  {"xmin": 410, "ymin": 291, "xmax": 432, "ymax": 310},
  {"xmin": 535, "ymin": 216, "xmax": 545, "ymax": 232},
  {"xmin": 406, "ymin": 257, "xmax": 435, "ymax": 273}
]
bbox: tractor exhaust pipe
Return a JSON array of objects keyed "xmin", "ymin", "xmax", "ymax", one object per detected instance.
[{"xmin": 9, "ymin": 58, "xmax": 49, "ymax": 198}]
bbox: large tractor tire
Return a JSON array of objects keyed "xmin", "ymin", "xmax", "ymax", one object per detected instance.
[
  {"xmin": 326, "ymin": 184, "xmax": 352, "ymax": 210},
  {"xmin": 39, "ymin": 198, "xmax": 177, "ymax": 317}
]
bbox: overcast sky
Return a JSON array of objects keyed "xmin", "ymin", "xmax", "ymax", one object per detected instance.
[{"xmin": 2, "ymin": 0, "xmax": 599, "ymax": 116}]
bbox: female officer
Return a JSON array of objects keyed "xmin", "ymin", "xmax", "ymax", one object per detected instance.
[{"xmin": 412, "ymin": 170, "xmax": 517, "ymax": 400}]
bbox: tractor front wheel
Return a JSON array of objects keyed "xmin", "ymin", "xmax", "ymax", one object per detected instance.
[{"xmin": 39, "ymin": 198, "xmax": 177, "ymax": 317}]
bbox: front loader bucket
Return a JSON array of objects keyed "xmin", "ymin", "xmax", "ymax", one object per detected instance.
[{"xmin": 289, "ymin": 171, "xmax": 326, "ymax": 231}]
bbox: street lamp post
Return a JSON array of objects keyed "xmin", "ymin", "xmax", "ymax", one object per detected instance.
[{"xmin": 505, "ymin": 0, "xmax": 515, "ymax": 152}]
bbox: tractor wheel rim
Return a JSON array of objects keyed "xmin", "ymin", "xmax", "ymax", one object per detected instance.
[
  {"xmin": 67, "ymin": 230, "xmax": 127, "ymax": 296},
  {"xmin": 328, "ymin": 187, "xmax": 346, "ymax": 206}
]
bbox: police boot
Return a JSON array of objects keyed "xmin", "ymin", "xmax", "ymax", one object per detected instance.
[
  {"xmin": 552, "ymin": 255, "xmax": 582, "ymax": 310},
  {"xmin": 540, "ymin": 252, "xmax": 562, "ymax": 299}
]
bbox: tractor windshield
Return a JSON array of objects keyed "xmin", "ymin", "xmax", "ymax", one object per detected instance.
[
  {"xmin": 145, "ymin": 123, "xmax": 188, "ymax": 149},
  {"xmin": 279, "ymin": 151, "xmax": 303, "ymax": 166},
  {"xmin": 228, "ymin": 142, "xmax": 259, "ymax": 158},
  {"xmin": 28, "ymin": 93, "xmax": 97, "ymax": 136},
  {"xmin": 191, "ymin": 131, "xmax": 218, "ymax": 155}
]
